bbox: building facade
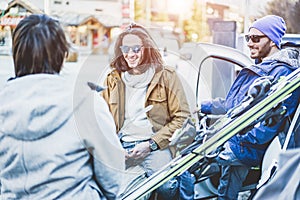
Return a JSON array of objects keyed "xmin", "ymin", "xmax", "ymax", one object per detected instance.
[{"xmin": 0, "ymin": 0, "xmax": 125, "ymax": 54}]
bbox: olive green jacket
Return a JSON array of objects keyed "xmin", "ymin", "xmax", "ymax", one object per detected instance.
[{"xmin": 102, "ymin": 66, "xmax": 190, "ymax": 150}]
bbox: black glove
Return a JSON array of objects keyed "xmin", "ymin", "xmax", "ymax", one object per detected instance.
[{"xmin": 263, "ymin": 103, "xmax": 287, "ymax": 127}]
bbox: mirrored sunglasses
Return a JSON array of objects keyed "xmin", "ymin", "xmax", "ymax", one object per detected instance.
[
  {"xmin": 245, "ymin": 35, "xmax": 267, "ymax": 43},
  {"xmin": 120, "ymin": 45, "xmax": 143, "ymax": 54}
]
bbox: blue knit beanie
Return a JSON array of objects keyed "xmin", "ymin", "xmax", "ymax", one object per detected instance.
[{"xmin": 249, "ymin": 15, "xmax": 286, "ymax": 48}]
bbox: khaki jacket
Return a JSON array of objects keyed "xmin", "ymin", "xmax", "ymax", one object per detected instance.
[{"xmin": 102, "ymin": 66, "xmax": 190, "ymax": 150}]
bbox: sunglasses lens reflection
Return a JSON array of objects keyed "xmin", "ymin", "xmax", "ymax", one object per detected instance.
[
  {"xmin": 120, "ymin": 45, "xmax": 142, "ymax": 53},
  {"xmin": 132, "ymin": 45, "xmax": 142, "ymax": 53}
]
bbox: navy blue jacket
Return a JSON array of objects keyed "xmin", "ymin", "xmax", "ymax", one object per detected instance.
[{"xmin": 201, "ymin": 49, "xmax": 300, "ymax": 166}]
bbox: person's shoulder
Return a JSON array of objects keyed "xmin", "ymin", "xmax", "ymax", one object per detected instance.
[
  {"xmin": 158, "ymin": 65, "xmax": 178, "ymax": 77},
  {"xmin": 268, "ymin": 61, "xmax": 296, "ymax": 73},
  {"xmin": 157, "ymin": 65, "xmax": 178, "ymax": 79},
  {"xmin": 267, "ymin": 49, "xmax": 299, "ymax": 69},
  {"xmin": 163, "ymin": 65, "xmax": 176, "ymax": 73},
  {"xmin": 106, "ymin": 68, "xmax": 120, "ymax": 79},
  {"xmin": 156, "ymin": 65, "xmax": 182, "ymax": 85}
]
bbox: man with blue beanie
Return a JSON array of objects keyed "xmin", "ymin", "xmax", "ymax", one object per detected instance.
[
  {"xmin": 200, "ymin": 15, "xmax": 300, "ymax": 199},
  {"xmin": 249, "ymin": 15, "xmax": 286, "ymax": 48}
]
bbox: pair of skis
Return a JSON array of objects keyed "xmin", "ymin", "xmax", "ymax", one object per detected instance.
[{"xmin": 121, "ymin": 68, "xmax": 300, "ymax": 200}]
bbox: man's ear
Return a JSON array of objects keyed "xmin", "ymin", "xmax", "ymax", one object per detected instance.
[{"xmin": 270, "ymin": 41, "xmax": 277, "ymax": 47}]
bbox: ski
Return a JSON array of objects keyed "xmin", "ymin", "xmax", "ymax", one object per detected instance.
[{"xmin": 121, "ymin": 68, "xmax": 300, "ymax": 200}]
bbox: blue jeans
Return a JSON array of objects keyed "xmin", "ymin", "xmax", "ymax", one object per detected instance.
[
  {"xmin": 177, "ymin": 170, "xmax": 195, "ymax": 200},
  {"xmin": 156, "ymin": 170, "xmax": 194, "ymax": 200},
  {"xmin": 216, "ymin": 143, "xmax": 249, "ymax": 200}
]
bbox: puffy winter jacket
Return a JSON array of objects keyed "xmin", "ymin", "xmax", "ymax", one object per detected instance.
[
  {"xmin": 0, "ymin": 74, "xmax": 125, "ymax": 199},
  {"xmin": 201, "ymin": 48, "xmax": 300, "ymax": 166}
]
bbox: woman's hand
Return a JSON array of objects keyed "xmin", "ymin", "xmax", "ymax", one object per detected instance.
[{"xmin": 126, "ymin": 141, "xmax": 151, "ymax": 160}]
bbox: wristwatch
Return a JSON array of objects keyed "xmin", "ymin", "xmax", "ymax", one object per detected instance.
[{"xmin": 149, "ymin": 139, "xmax": 159, "ymax": 151}]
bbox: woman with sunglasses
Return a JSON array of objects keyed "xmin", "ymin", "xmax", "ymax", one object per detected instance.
[
  {"xmin": 102, "ymin": 23, "xmax": 195, "ymax": 199},
  {"xmin": 200, "ymin": 15, "xmax": 300, "ymax": 200}
]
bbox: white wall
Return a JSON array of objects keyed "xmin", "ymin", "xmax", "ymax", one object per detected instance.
[
  {"xmin": 27, "ymin": 0, "xmax": 122, "ymax": 20},
  {"xmin": 50, "ymin": 0, "xmax": 121, "ymax": 16}
]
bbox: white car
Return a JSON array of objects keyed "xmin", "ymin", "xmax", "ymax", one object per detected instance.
[{"xmin": 165, "ymin": 42, "xmax": 253, "ymax": 121}]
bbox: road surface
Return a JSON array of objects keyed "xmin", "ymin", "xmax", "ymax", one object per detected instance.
[{"xmin": 0, "ymin": 52, "xmax": 110, "ymax": 89}]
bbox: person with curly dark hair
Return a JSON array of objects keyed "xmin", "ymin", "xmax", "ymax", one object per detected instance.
[{"xmin": 102, "ymin": 23, "xmax": 195, "ymax": 199}]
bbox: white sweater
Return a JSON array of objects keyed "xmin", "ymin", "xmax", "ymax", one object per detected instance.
[{"xmin": 120, "ymin": 67, "xmax": 155, "ymax": 142}]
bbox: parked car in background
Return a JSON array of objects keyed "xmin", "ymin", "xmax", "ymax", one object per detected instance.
[
  {"xmin": 173, "ymin": 42, "xmax": 253, "ymax": 109},
  {"xmin": 281, "ymin": 34, "xmax": 300, "ymax": 51},
  {"xmin": 281, "ymin": 33, "xmax": 300, "ymax": 45}
]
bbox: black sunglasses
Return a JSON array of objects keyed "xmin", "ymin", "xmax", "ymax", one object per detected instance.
[
  {"xmin": 245, "ymin": 35, "xmax": 267, "ymax": 43},
  {"xmin": 120, "ymin": 45, "xmax": 143, "ymax": 54}
]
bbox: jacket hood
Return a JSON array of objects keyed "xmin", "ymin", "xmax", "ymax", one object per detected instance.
[
  {"xmin": 0, "ymin": 74, "xmax": 77, "ymax": 141},
  {"xmin": 265, "ymin": 48, "xmax": 300, "ymax": 68}
]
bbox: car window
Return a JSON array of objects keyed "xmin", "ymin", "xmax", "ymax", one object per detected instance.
[{"xmin": 163, "ymin": 43, "xmax": 252, "ymax": 114}]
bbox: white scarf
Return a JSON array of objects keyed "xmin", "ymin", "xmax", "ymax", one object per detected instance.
[
  {"xmin": 121, "ymin": 67, "xmax": 155, "ymax": 88},
  {"xmin": 120, "ymin": 67, "xmax": 155, "ymax": 142}
]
